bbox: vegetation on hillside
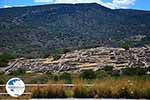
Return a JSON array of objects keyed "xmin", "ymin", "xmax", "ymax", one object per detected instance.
[
  {"xmin": 0, "ymin": 3, "xmax": 150, "ymax": 57},
  {"xmin": 0, "ymin": 53, "xmax": 16, "ymax": 67}
]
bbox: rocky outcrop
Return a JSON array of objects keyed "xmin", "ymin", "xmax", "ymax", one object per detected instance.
[
  {"xmin": 3, "ymin": 46, "xmax": 150, "ymax": 74},
  {"xmin": 4, "ymin": 58, "xmax": 78, "ymax": 74}
]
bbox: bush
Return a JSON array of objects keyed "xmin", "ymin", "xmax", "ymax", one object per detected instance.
[
  {"xmin": 122, "ymin": 67, "xmax": 147, "ymax": 76},
  {"xmin": 0, "ymin": 53, "xmax": 16, "ymax": 67},
  {"xmin": 95, "ymin": 70, "xmax": 109, "ymax": 79},
  {"xmin": 120, "ymin": 43, "xmax": 130, "ymax": 50},
  {"xmin": 10, "ymin": 68, "xmax": 26, "ymax": 76},
  {"xmin": 103, "ymin": 66, "xmax": 113, "ymax": 72},
  {"xmin": 102, "ymin": 66, "xmax": 113, "ymax": 75},
  {"xmin": 80, "ymin": 70, "xmax": 96, "ymax": 80},
  {"xmin": 112, "ymin": 70, "xmax": 121, "ymax": 76},
  {"xmin": 53, "ymin": 74, "xmax": 59, "ymax": 81},
  {"xmin": 51, "ymin": 48, "xmax": 70, "ymax": 60},
  {"xmin": 59, "ymin": 72, "xmax": 72, "ymax": 83},
  {"xmin": 30, "ymin": 75, "xmax": 49, "ymax": 84},
  {"xmin": 0, "ymin": 75, "xmax": 7, "ymax": 84}
]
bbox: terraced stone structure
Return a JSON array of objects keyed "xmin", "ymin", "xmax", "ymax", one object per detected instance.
[{"xmin": 3, "ymin": 46, "xmax": 150, "ymax": 74}]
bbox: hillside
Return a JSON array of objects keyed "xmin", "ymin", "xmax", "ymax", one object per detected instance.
[{"xmin": 0, "ymin": 3, "xmax": 150, "ymax": 57}]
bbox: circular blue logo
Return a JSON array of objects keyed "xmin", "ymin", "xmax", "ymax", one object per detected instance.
[{"xmin": 6, "ymin": 78, "xmax": 25, "ymax": 97}]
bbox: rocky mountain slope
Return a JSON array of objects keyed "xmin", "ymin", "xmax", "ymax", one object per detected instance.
[{"xmin": 0, "ymin": 3, "xmax": 150, "ymax": 57}]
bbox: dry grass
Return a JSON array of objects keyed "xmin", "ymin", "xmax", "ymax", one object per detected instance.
[
  {"xmin": 93, "ymin": 78, "xmax": 150, "ymax": 98},
  {"xmin": 0, "ymin": 78, "xmax": 149, "ymax": 99},
  {"xmin": 30, "ymin": 80, "xmax": 66, "ymax": 98},
  {"xmin": 72, "ymin": 79, "xmax": 93, "ymax": 98}
]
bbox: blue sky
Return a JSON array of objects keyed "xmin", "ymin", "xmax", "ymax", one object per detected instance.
[{"xmin": 0, "ymin": 0, "xmax": 150, "ymax": 10}]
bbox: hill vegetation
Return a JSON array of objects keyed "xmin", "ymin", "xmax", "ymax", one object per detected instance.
[
  {"xmin": 0, "ymin": 53, "xmax": 16, "ymax": 67},
  {"xmin": 0, "ymin": 3, "xmax": 150, "ymax": 57}
]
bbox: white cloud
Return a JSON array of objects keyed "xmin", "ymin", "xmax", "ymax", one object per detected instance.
[
  {"xmin": 33, "ymin": 0, "xmax": 136, "ymax": 9},
  {"xmin": 34, "ymin": 0, "xmax": 53, "ymax": 3},
  {"xmin": 3, "ymin": 5, "xmax": 26, "ymax": 8},
  {"xmin": 109, "ymin": 0, "xmax": 136, "ymax": 9},
  {"xmin": 54, "ymin": 0, "xmax": 136, "ymax": 9},
  {"xmin": 3, "ymin": 5, "xmax": 12, "ymax": 8},
  {"xmin": 54, "ymin": 0, "xmax": 100, "ymax": 4}
]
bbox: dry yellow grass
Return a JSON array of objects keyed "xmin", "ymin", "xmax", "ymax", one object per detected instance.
[
  {"xmin": 25, "ymin": 78, "xmax": 150, "ymax": 98},
  {"xmin": 93, "ymin": 78, "xmax": 150, "ymax": 98},
  {"xmin": 30, "ymin": 80, "xmax": 66, "ymax": 98}
]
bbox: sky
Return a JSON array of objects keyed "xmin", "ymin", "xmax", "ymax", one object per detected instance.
[{"xmin": 0, "ymin": 0, "xmax": 150, "ymax": 10}]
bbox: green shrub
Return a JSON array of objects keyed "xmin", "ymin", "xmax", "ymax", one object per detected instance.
[
  {"xmin": 0, "ymin": 53, "xmax": 16, "ymax": 67},
  {"xmin": 103, "ymin": 66, "xmax": 113, "ymax": 72},
  {"xmin": 122, "ymin": 67, "xmax": 147, "ymax": 76},
  {"xmin": 10, "ymin": 68, "xmax": 25, "ymax": 76},
  {"xmin": 120, "ymin": 43, "xmax": 130, "ymax": 50},
  {"xmin": 30, "ymin": 75, "xmax": 49, "ymax": 84},
  {"xmin": 50, "ymin": 48, "xmax": 70, "ymax": 60},
  {"xmin": 0, "ymin": 75, "xmax": 7, "ymax": 84},
  {"xmin": 80, "ymin": 70, "xmax": 96, "ymax": 80},
  {"xmin": 95, "ymin": 70, "xmax": 109, "ymax": 79},
  {"xmin": 102, "ymin": 66, "xmax": 113, "ymax": 75},
  {"xmin": 59, "ymin": 72, "xmax": 72, "ymax": 83},
  {"xmin": 53, "ymin": 74, "xmax": 59, "ymax": 81}
]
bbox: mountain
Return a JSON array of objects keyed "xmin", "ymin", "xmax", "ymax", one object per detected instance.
[{"xmin": 0, "ymin": 3, "xmax": 150, "ymax": 58}]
